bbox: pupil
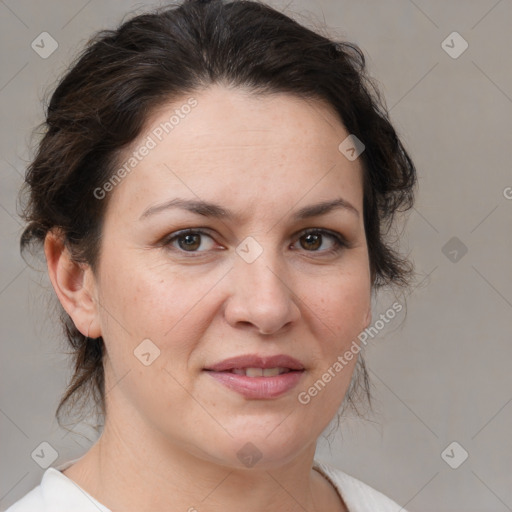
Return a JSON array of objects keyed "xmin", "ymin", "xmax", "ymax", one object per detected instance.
[
  {"xmin": 303, "ymin": 233, "xmax": 320, "ymax": 250},
  {"xmin": 180, "ymin": 234, "xmax": 200, "ymax": 250}
]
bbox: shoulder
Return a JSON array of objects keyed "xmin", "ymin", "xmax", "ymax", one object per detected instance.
[
  {"xmin": 313, "ymin": 459, "xmax": 407, "ymax": 512},
  {"xmin": 4, "ymin": 467, "xmax": 110, "ymax": 512}
]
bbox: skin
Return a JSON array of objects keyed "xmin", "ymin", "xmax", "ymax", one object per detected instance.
[{"xmin": 45, "ymin": 84, "xmax": 373, "ymax": 512}]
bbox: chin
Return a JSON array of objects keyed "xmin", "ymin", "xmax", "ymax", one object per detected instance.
[{"xmin": 194, "ymin": 420, "xmax": 315, "ymax": 471}]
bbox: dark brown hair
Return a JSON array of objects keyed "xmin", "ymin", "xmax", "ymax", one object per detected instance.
[{"xmin": 20, "ymin": 0, "xmax": 416, "ymax": 425}]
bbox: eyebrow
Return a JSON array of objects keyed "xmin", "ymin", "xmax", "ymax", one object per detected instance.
[{"xmin": 139, "ymin": 197, "xmax": 359, "ymax": 221}]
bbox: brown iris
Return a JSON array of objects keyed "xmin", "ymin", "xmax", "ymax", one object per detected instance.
[
  {"xmin": 300, "ymin": 233, "xmax": 322, "ymax": 251},
  {"xmin": 179, "ymin": 233, "xmax": 202, "ymax": 251}
]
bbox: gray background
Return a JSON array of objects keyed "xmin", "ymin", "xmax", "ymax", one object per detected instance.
[{"xmin": 1, "ymin": 1, "xmax": 511, "ymax": 510}]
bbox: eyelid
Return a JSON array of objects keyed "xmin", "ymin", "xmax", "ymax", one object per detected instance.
[
  {"xmin": 159, "ymin": 228, "xmax": 219, "ymax": 251},
  {"xmin": 295, "ymin": 227, "xmax": 350, "ymax": 248},
  {"xmin": 160, "ymin": 226, "xmax": 350, "ymax": 255},
  {"xmin": 294, "ymin": 228, "xmax": 351, "ymax": 254}
]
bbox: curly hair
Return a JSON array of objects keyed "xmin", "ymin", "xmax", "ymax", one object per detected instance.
[{"xmin": 19, "ymin": 0, "xmax": 416, "ymax": 426}]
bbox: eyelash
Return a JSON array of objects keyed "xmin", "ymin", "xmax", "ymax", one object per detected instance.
[{"xmin": 161, "ymin": 228, "xmax": 348, "ymax": 257}]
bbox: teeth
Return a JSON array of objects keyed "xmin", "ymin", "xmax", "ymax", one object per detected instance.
[
  {"xmin": 231, "ymin": 367, "xmax": 290, "ymax": 377},
  {"xmin": 246, "ymin": 367, "xmax": 263, "ymax": 377}
]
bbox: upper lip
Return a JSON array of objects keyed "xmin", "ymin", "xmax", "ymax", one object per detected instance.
[{"xmin": 204, "ymin": 354, "xmax": 305, "ymax": 372}]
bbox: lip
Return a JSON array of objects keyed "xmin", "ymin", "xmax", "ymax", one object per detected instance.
[
  {"xmin": 203, "ymin": 354, "xmax": 305, "ymax": 400},
  {"xmin": 204, "ymin": 354, "xmax": 305, "ymax": 372}
]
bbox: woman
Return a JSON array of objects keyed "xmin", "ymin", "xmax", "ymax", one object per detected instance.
[{"xmin": 9, "ymin": 0, "xmax": 416, "ymax": 510}]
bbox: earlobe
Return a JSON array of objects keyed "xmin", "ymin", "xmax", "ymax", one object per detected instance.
[{"xmin": 44, "ymin": 230, "xmax": 101, "ymax": 338}]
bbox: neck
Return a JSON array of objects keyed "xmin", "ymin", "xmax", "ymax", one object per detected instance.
[{"xmin": 64, "ymin": 412, "xmax": 337, "ymax": 512}]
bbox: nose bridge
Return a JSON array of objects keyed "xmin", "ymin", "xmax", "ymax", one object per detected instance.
[
  {"xmin": 235, "ymin": 234, "xmax": 288, "ymax": 298},
  {"xmin": 227, "ymin": 234, "xmax": 299, "ymax": 333}
]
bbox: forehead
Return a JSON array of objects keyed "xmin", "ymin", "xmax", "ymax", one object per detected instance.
[
  {"xmin": 107, "ymin": 85, "xmax": 364, "ymax": 221},
  {"xmin": 157, "ymin": 85, "xmax": 350, "ymax": 150}
]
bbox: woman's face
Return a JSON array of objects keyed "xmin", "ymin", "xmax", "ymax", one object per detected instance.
[{"xmin": 87, "ymin": 85, "xmax": 372, "ymax": 468}]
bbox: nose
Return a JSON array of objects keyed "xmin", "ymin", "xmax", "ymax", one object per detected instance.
[{"xmin": 223, "ymin": 246, "xmax": 301, "ymax": 336}]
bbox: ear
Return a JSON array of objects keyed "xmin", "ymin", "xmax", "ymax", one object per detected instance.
[{"xmin": 44, "ymin": 230, "xmax": 102, "ymax": 338}]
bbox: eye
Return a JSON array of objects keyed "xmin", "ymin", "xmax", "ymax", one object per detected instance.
[
  {"xmin": 163, "ymin": 229, "xmax": 218, "ymax": 253},
  {"xmin": 161, "ymin": 227, "xmax": 347, "ymax": 256},
  {"xmin": 292, "ymin": 228, "xmax": 347, "ymax": 255}
]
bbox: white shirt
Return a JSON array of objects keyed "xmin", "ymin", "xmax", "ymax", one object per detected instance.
[{"xmin": 5, "ymin": 458, "xmax": 407, "ymax": 512}]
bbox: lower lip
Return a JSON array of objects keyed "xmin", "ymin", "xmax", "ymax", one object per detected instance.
[{"xmin": 205, "ymin": 370, "xmax": 304, "ymax": 399}]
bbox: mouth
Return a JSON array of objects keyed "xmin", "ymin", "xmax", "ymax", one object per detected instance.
[
  {"xmin": 203, "ymin": 354, "xmax": 305, "ymax": 399},
  {"xmin": 223, "ymin": 367, "xmax": 295, "ymax": 377},
  {"xmin": 204, "ymin": 354, "xmax": 305, "ymax": 373}
]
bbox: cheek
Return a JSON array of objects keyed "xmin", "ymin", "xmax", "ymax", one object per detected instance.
[
  {"xmin": 96, "ymin": 266, "xmax": 201, "ymax": 414},
  {"xmin": 96, "ymin": 258, "xmax": 219, "ymax": 374},
  {"xmin": 308, "ymin": 268, "xmax": 371, "ymax": 349},
  {"xmin": 98, "ymin": 270, "xmax": 169, "ymax": 338},
  {"xmin": 298, "ymin": 277, "xmax": 369, "ymax": 419}
]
